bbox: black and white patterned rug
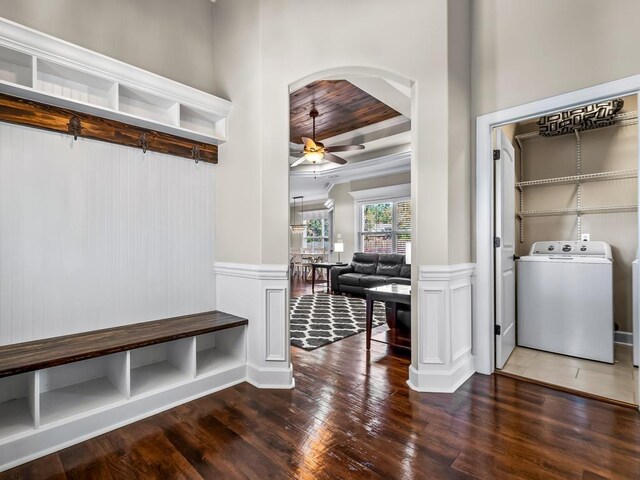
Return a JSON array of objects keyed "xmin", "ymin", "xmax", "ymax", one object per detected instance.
[{"xmin": 290, "ymin": 293, "xmax": 386, "ymax": 350}]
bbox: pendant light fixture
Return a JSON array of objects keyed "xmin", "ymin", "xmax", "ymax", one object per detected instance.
[{"xmin": 290, "ymin": 196, "xmax": 305, "ymax": 234}]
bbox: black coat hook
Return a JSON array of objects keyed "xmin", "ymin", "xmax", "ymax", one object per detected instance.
[
  {"xmin": 138, "ymin": 133, "xmax": 149, "ymax": 153},
  {"xmin": 67, "ymin": 116, "xmax": 81, "ymax": 140},
  {"xmin": 192, "ymin": 145, "xmax": 201, "ymax": 164}
]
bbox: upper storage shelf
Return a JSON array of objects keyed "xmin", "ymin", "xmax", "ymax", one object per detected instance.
[{"xmin": 0, "ymin": 18, "xmax": 230, "ymax": 145}]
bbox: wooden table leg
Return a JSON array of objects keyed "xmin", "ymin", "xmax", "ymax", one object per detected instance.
[
  {"xmin": 366, "ymin": 293, "xmax": 373, "ymax": 351},
  {"xmin": 388, "ymin": 301, "xmax": 398, "ymax": 345},
  {"xmin": 311, "ymin": 265, "xmax": 316, "ymax": 293},
  {"xmin": 326, "ymin": 267, "xmax": 330, "ymax": 294}
]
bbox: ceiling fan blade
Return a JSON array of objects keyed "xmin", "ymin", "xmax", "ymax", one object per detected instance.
[
  {"xmin": 302, "ymin": 137, "xmax": 317, "ymax": 150},
  {"xmin": 325, "ymin": 144, "xmax": 365, "ymax": 152},
  {"xmin": 290, "ymin": 156, "xmax": 307, "ymax": 167},
  {"xmin": 290, "ymin": 150, "xmax": 303, "ymax": 156},
  {"xmin": 323, "ymin": 152, "xmax": 347, "ymax": 165}
]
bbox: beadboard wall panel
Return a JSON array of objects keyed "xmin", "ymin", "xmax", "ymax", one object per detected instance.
[{"xmin": 0, "ymin": 123, "xmax": 215, "ymax": 345}]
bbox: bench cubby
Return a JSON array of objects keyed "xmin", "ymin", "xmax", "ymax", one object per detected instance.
[
  {"xmin": 196, "ymin": 325, "xmax": 246, "ymax": 377},
  {"xmin": 0, "ymin": 372, "xmax": 37, "ymax": 439},
  {"xmin": 130, "ymin": 337, "xmax": 195, "ymax": 397},
  {"xmin": 39, "ymin": 353, "xmax": 128, "ymax": 426}
]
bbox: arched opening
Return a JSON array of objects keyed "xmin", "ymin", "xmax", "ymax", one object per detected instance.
[{"xmin": 286, "ymin": 67, "xmax": 416, "ymax": 379}]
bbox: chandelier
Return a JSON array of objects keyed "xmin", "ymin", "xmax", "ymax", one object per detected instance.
[{"xmin": 290, "ymin": 196, "xmax": 305, "ymax": 234}]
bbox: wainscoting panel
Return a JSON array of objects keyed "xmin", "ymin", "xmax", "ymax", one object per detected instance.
[
  {"xmin": 0, "ymin": 123, "xmax": 216, "ymax": 345},
  {"xmin": 214, "ymin": 263, "xmax": 294, "ymax": 389},
  {"xmin": 420, "ymin": 287, "xmax": 445, "ymax": 365},
  {"xmin": 409, "ymin": 264, "xmax": 475, "ymax": 393},
  {"xmin": 265, "ymin": 287, "xmax": 287, "ymax": 362}
]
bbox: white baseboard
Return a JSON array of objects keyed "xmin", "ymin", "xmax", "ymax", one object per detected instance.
[
  {"xmin": 407, "ymin": 353, "xmax": 475, "ymax": 393},
  {"xmin": 615, "ymin": 330, "xmax": 633, "ymax": 346},
  {"xmin": 246, "ymin": 362, "xmax": 295, "ymax": 389}
]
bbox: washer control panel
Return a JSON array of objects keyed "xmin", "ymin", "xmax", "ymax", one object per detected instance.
[{"xmin": 529, "ymin": 241, "xmax": 612, "ymax": 259}]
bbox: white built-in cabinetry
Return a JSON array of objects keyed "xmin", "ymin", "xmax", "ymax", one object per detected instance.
[
  {"xmin": 0, "ymin": 17, "xmax": 240, "ymax": 470},
  {"xmin": 0, "ymin": 18, "xmax": 230, "ymax": 145},
  {"xmin": 0, "ymin": 325, "xmax": 246, "ymax": 472}
]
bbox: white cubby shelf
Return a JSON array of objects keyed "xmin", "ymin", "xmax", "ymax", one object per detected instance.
[
  {"xmin": 0, "ymin": 314, "xmax": 247, "ymax": 472},
  {"xmin": 0, "ymin": 18, "xmax": 230, "ymax": 145}
]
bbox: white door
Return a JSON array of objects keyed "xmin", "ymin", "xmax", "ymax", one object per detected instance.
[{"xmin": 495, "ymin": 128, "xmax": 516, "ymax": 369}]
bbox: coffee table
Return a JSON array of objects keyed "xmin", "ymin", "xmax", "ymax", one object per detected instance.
[
  {"xmin": 365, "ymin": 284, "xmax": 411, "ymax": 351},
  {"xmin": 311, "ymin": 262, "xmax": 348, "ymax": 293}
]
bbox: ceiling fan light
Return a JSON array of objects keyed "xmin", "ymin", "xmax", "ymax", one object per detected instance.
[{"xmin": 305, "ymin": 150, "xmax": 324, "ymax": 163}]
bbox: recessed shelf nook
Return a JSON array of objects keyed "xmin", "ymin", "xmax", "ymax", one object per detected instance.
[
  {"xmin": 0, "ymin": 45, "xmax": 32, "ymax": 87},
  {"xmin": 36, "ymin": 58, "xmax": 118, "ymax": 109}
]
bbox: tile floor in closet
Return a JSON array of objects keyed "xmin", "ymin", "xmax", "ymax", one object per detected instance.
[{"xmin": 499, "ymin": 344, "xmax": 638, "ymax": 405}]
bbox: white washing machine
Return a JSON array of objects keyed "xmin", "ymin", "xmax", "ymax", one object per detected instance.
[{"xmin": 517, "ymin": 240, "xmax": 614, "ymax": 363}]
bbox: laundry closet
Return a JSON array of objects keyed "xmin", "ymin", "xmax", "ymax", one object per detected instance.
[{"xmin": 495, "ymin": 95, "xmax": 639, "ymax": 405}]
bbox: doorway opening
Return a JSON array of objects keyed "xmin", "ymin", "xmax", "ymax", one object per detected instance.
[
  {"xmin": 287, "ymin": 73, "xmax": 413, "ymax": 360},
  {"xmin": 493, "ymin": 95, "xmax": 639, "ymax": 406}
]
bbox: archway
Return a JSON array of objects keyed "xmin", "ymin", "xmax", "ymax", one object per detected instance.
[{"xmin": 286, "ymin": 66, "xmax": 417, "ymax": 377}]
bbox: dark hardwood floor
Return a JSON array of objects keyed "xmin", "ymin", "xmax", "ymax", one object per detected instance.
[
  {"xmin": 291, "ymin": 272, "xmax": 315, "ymax": 297},
  {"xmin": 3, "ymin": 315, "xmax": 640, "ymax": 478}
]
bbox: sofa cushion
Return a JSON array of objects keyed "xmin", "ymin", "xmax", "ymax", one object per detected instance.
[
  {"xmin": 351, "ymin": 253, "xmax": 378, "ymax": 275},
  {"xmin": 338, "ymin": 272, "xmax": 367, "ymax": 286},
  {"xmin": 399, "ymin": 265, "xmax": 411, "ymax": 278},
  {"xmin": 376, "ymin": 253, "xmax": 404, "ymax": 277},
  {"xmin": 385, "ymin": 277, "xmax": 411, "ymax": 286},
  {"xmin": 360, "ymin": 275, "xmax": 389, "ymax": 288}
]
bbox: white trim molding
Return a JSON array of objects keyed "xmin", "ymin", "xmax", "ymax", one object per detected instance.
[
  {"xmin": 349, "ymin": 182, "xmax": 411, "ymax": 201},
  {"xmin": 214, "ymin": 262, "xmax": 294, "ymax": 389},
  {"xmin": 213, "ymin": 262, "xmax": 288, "ymax": 280},
  {"xmin": 474, "ymin": 74, "xmax": 640, "ymax": 376},
  {"xmin": 408, "ymin": 263, "xmax": 475, "ymax": 393}
]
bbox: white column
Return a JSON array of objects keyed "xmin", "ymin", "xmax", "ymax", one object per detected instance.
[{"xmin": 408, "ymin": 263, "xmax": 475, "ymax": 392}]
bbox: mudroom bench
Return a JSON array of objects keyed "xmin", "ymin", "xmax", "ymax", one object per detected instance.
[{"xmin": 0, "ymin": 311, "xmax": 248, "ymax": 472}]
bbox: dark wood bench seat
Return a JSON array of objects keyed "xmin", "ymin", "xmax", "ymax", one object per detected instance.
[{"xmin": 0, "ymin": 311, "xmax": 248, "ymax": 378}]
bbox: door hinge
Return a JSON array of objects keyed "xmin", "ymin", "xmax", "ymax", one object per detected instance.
[
  {"xmin": 494, "ymin": 236, "xmax": 501, "ymax": 248},
  {"xmin": 495, "ymin": 324, "xmax": 501, "ymax": 335},
  {"xmin": 493, "ymin": 149, "xmax": 501, "ymax": 160}
]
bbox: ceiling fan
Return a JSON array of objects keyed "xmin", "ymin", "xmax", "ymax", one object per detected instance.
[{"xmin": 290, "ymin": 107, "xmax": 365, "ymax": 167}]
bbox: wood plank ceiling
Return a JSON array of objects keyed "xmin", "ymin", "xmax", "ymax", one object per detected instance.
[{"xmin": 289, "ymin": 80, "xmax": 402, "ymax": 144}]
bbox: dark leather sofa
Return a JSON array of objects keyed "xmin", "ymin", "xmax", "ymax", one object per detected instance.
[{"xmin": 331, "ymin": 252, "xmax": 410, "ymax": 297}]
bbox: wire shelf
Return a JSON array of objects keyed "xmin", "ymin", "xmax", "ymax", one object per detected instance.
[
  {"xmin": 515, "ymin": 111, "xmax": 638, "ymax": 142},
  {"xmin": 516, "ymin": 169, "xmax": 638, "ymax": 188},
  {"xmin": 517, "ymin": 204, "xmax": 638, "ymax": 218}
]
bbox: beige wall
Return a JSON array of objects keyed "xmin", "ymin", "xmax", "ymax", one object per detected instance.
[
  {"xmin": 211, "ymin": 0, "xmax": 472, "ymax": 270},
  {"xmin": 0, "ymin": 0, "xmax": 217, "ymax": 94},
  {"xmin": 211, "ymin": 0, "xmax": 262, "ymax": 265},
  {"xmin": 508, "ymin": 117, "xmax": 638, "ymax": 332},
  {"xmin": 331, "ymin": 172, "xmax": 411, "ymax": 262},
  {"xmin": 472, "ymin": 0, "xmax": 640, "ymax": 117}
]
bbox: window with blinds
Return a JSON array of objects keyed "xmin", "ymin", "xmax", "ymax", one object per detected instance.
[{"xmin": 358, "ymin": 198, "xmax": 411, "ymax": 254}]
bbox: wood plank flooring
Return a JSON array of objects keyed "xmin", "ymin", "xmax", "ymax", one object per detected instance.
[{"xmin": 2, "ymin": 328, "xmax": 640, "ymax": 479}]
